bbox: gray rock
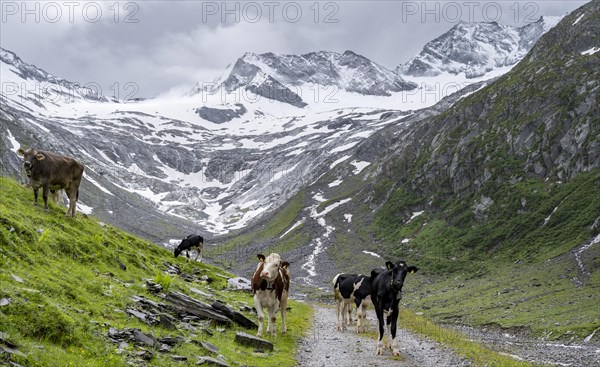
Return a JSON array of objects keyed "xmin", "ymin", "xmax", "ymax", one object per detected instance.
[
  {"xmin": 200, "ymin": 341, "xmax": 219, "ymax": 354},
  {"xmin": 159, "ymin": 343, "xmax": 172, "ymax": 353},
  {"xmin": 165, "ymin": 292, "xmax": 231, "ymax": 324},
  {"xmin": 126, "ymin": 308, "xmax": 158, "ymax": 326},
  {"xmin": 158, "ymin": 336, "xmax": 182, "ymax": 346},
  {"xmin": 234, "ymin": 332, "xmax": 273, "ymax": 351},
  {"xmin": 159, "ymin": 314, "xmax": 177, "ymax": 330},
  {"xmin": 226, "ymin": 277, "xmax": 252, "ymax": 291},
  {"xmin": 132, "ymin": 329, "xmax": 156, "ymax": 347},
  {"xmin": 472, "ymin": 196, "xmax": 493, "ymax": 222},
  {"xmin": 211, "ymin": 301, "xmax": 257, "ymax": 329},
  {"xmin": 197, "ymin": 356, "xmax": 230, "ymax": 366},
  {"xmin": 10, "ymin": 274, "xmax": 23, "ymax": 283},
  {"xmin": 195, "ymin": 104, "xmax": 247, "ymax": 124},
  {"xmin": 189, "ymin": 287, "xmax": 214, "ymax": 298},
  {"xmin": 145, "ymin": 279, "xmax": 163, "ymax": 294}
]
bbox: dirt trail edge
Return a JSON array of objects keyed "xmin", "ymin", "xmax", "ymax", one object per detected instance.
[{"xmin": 296, "ymin": 304, "xmax": 471, "ymax": 367}]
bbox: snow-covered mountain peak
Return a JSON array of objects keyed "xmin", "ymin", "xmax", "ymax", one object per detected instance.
[
  {"xmin": 398, "ymin": 16, "xmax": 563, "ymax": 79},
  {"xmin": 1, "ymin": 46, "xmax": 112, "ymax": 110},
  {"xmin": 214, "ymin": 50, "xmax": 417, "ymax": 107}
]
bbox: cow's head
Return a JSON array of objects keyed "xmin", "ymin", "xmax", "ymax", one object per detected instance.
[
  {"xmin": 174, "ymin": 247, "xmax": 182, "ymax": 258},
  {"xmin": 17, "ymin": 148, "xmax": 45, "ymax": 176},
  {"xmin": 385, "ymin": 260, "xmax": 418, "ymax": 292},
  {"xmin": 257, "ymin": 253, "xmax": 289, "ymax": 282}
]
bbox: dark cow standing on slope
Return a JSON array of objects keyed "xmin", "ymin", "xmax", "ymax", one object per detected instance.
[
  {"xmin": 370, "ymin": 260, "xmax": 418, "ymax": 356},
  {"xmin": 174, "ymin": 234, "xmax": 204, "ymax": 262},
  {"xmin": 17, "ymin": 148, "xmax": 84, "ymax": 217},
  {"xmin": 251, "ymin": 253, "xmax": 290, "ymax": 337},
  {"xmin": 333, "ymin": 273, "xmax": 375, "ymax": 332}
]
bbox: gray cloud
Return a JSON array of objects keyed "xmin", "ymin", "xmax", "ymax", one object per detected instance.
[{"xmin": 0, "ymin": 1, "xmax": 588, "ymax": 98}]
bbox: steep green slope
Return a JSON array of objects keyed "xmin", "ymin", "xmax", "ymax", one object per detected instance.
[{"xmin": 0, "ymin": 177, "xmax": 311, "ymax": 366}]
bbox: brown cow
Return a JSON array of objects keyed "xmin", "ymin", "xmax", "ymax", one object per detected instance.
[
  {"xmin": 251, "ymin": 253, "xmax": 290, "ymax": 337},
  {"xmin": 17, "ymin": 148, "xmax": 84, "ymax": 217}
]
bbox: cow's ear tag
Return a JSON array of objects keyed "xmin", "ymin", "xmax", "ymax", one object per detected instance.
[
  {"xmin": 409, "ymin": 270, "xmax": 415, "ymax": 274},
  {"xmin": 35, "ymin": 154, "xmax": 45, "ymax": 161}
]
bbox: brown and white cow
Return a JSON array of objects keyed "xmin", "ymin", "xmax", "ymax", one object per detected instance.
[
  {"xmin": 17, "ymin": 148, "xmax": 84, "ymax": 217},
  {"xmin": 251, "ymin": 253, "xmax": 290, "ymax": 337}
]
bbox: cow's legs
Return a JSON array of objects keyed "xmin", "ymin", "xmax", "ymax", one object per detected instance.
[
  {"xmin": 193, "ymin": 246, "xmax": 203, "ymax": 262},
  {"xmin": 42, "ymin": 183, "xmax": 50, "ymax": 211},
  {"xmin": 390, "ymin": 307, "xmax": 400, "ymax": 356},
  {"xmin": 280, "ymin": 293, "xmax": 288, "ymax": 334},
  {"xmin": 33, "ymin": 187, "xmax": 40, "ymax": 206},
  {"xmin": 355, "ymin": 299, "xmax": 362, "ymax": 333},
  {"xmin": 267, "ymin": 302, "xmax": 278, "ymax": 336},
  {"xmin": 384, "ymin": 312, "xmax": 393, "ymax": 349},
  {"xmin": 346, "ymin": 302, "xmax": 353, "ymax": 329},
  {"xmin": 254, "ymin": 295, "xmax": 265, "ymax": 337},
  {"xmin": 357, "ymin": 301, "xmax": 368, "ymax": 333},
  {"xmin": 335, "ymin": 299, "xmax": 342, "ymax": 330},
  {"xmin": 336, "ymin": 300, "xmax": 349, "ymax": 331},
  {"xmin": 66, "ymin": 187, "xmax": 77, "ymax": 217},
  {"xmin": 374, "ymin": 306, "xmax": 385, "ymax": 355}
]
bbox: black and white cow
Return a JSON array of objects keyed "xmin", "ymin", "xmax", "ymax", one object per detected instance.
[
  {"xmin": 332, "ymin": 273, "xmax": 372, "ymax": 332},
  {"xmin": 370, "ymin": 260, "xmax": 418, "ymax": 356},
  {"xmin": 174, "ymin": 234, "xmax": 204, "ymax": 262},
  {"xmin": 332, "ymin": 273, "xmax": 353, "ymax": 330}
]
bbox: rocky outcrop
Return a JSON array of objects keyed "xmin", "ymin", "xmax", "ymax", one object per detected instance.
[{"xmin": 195, "ymin": 104, "xmax": 248, "ymax": 124}]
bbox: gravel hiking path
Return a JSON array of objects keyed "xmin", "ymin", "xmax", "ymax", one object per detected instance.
[{"xmin": 295, "ymin": 304, "xmax": 471, "ymax": 367}]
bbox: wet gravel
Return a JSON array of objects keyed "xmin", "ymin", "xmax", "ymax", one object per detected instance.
[{"xmin": 296, "ymin": 305, "xmax": 471, "ymax": 367}]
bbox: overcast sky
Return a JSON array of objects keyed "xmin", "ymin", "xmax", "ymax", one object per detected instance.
[{"xmin": 0, "ymin": 1, "xmax": 588, "ymax": 99}]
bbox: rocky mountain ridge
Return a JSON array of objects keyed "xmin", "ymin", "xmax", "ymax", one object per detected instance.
[
  {"xmin": 0, "ymin": 47, "xmax": 114, "ymax": 107},
  {"xmin": 398, "ymin": 16, "xmax": 562, "ymax": 78},
  {"xmin": 0, "ymin": 15, "xmax": 569, "ymax": 244}
]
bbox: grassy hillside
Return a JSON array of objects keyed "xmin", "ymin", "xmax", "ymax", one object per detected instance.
[
  {"xmin": 0, "ymin": 177, "xmax": 311, "ymax": 367},
  {"xmin": 366, "ymin": 170, "xmax": 600, "ymax": 340}
]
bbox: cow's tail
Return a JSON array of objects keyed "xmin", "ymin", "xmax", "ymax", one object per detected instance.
[
  {"xmin": 332, "ymin": 273, "xmax": 341, "ymax": 287},
  {"xmin": 76, "ymin": 189, "xmax": 79, "ymax": 201}
]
